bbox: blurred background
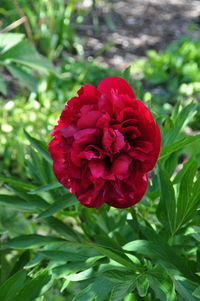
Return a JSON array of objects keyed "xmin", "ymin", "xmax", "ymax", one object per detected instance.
[{"xmin": 0, "ymin": 0, "xmax": 200, "ymax": 175}]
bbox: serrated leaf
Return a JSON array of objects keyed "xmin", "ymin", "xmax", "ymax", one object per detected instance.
[
  {"xmin": 24, "ymin": 130, "xmax": 52, "ymax": 163},
  {"xmin": 0, "ymin": 270, "xmax": 27, "ymax": 301}
]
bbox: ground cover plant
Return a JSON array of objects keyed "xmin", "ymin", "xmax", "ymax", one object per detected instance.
[
  {"xmin": 0, "ymin": 93, "xmax": 200, "ymax": 300},
  {"xmin": 0, "ymin": 1, "xmax": 200, "ymax": 300}
]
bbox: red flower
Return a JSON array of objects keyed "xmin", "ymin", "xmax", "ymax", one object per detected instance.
[{"xmin": 48, "ymin": 77, "xmax": 161, "ymax": 209}]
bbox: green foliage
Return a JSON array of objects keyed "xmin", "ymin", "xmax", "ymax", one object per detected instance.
[
  {"xmin": 0, "ymin": 33, "xmax": 55, "ymax": 94},
  {"xmin": 1, "ymin": 2, "xmax": 200, "ymax": 299},
  {"xmin": 132, "ymin": 36, "xmax": 200, "ymax": 130},
  {"xmin": 0, "ymin": 58, "xmax": 119, "ymax": 175},
  {"xmin": 1, "ymin": 99, "xmax": 200, "ymax": 300},
  {"xmin": 135, "ymin": 36, "xmax": 200, "ymax": 97},
  {"xmin": 1, "ymin": 0, "xmax": 86, "ymax": 57}
]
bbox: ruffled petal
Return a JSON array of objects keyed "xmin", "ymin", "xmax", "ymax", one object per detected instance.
[{"xmin": 98, "ymin": 77, "xmax": 135, "ymax": 98}]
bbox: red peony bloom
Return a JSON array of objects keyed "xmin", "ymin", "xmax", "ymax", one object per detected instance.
[{"xmin": 48, "ymin": 77, "xmax": 161, "ymax": 209}]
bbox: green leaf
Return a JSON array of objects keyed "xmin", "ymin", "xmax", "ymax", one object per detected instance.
[
  {"xmin": 102, "ymin": 269, "xmax": 133, "ymax": 283},
  {"xmin": 0, "ymin": 73, "xmax": 7, "ymax": 95},
  {"xmin": 157, "ymin": 165, "xmax": 176, "ymax": 235},
  {"xmin": 86, "ymin": 242, "xmax": 136, "ymax": 270},
  {"xmin": 0, "ymin": 33, "xmax": 24, "ymax": 54},
  {"xmin": 0, "ymin": 194, "xmax": 45, "ymax": 212},
  {"xmin": 136, "ymin": 276, "xmax": 149, "ymax": 297},
  {"xmin": 9, "ymin": 251, "xmax": 30, "ymax": 276},
  {"xmin": 2, "ymin": 234, "xmax": 64, "ymax": 249},
  {"xmin": 73, "ymin": 277, "xmax": 115, "ymax": 301},
  {"xmin": 28, "ymin": 182, "xmax": 62, "ymax": 194},
  {"xmin": 0, "ymin": 207, "xmax": 33, "ymax": 237},
  {"xmin": 0, "ymin": 270, "xmax": 27, "ymax": 301},
  {"xmin": 6, "ymin": 63, "xmax": 38, "ymax": 92},
  {"xmin": 163, "ymin": 103, "xmax": 197, "ymax": 146},
  {"xmin": 37, "ymin": 194, "xmax": 77, "ymax": 219},
  {"xmin": 193, "ymin": 286, "xmax": 200, "ymax": 298},
  {"xmin": 24, "ymin": 130, "xmax": 52, "ymax": 164},
  {"xmin": 39, "ymin": 250, "xmax": 89, "ymax": 262},
  {"xmin": 52, "ymin": 257, "xmax": 104, "ymax": 280},
  {"xmin": 0, "ymin": 175, "xmax": 36, "ymax": 190},
  {"xmin": 148, "ymin": 265, "xmax": 176, "ymax": 301},
  {"xmin": 5, "ymin": 186, "xmax": 49, "ymax": 210},
  {"xmin": 52, "ymin": 262, "xmax": 89, "ymax": 278},
  {"xmin": 175, "ymin": 159, "xmax": 198, "ymax": 232},
  {"xmin": 65, "ymin": 268, "xmax": 93, "ymax": 281},
  {"xmin": 174, "ymin": 276, "xmax": 200, "ymax": 301},
  {"xmin": 27, "ymin": 147, "xmax": 52, "ymax": 184},
  {"xmin": 192, "ymin": 174, "xmax": 200, "ymax": 207},
  {"xmin": 159, "ymin": 134, "xmax": 200, "ymax": 160},
  {"xmin": 123, "ymin": 239, "xmax": 193, "ymax": 280},
  {"xmin": 122, "ymin": 66, "xmax": 132, "ymax": 83},
  {"xmin": 110, "ymin": 280, "xmax": 136, "ymax": 301},
  {"xmin": 45, "ymin": 216, "xmax": 81, "ymax": 241},
  {"xmin": 15, "ymin": 271, "xmax": 51, "ymax": 301},
  {"xmin": 1, "ymin": 40, "xmax": 55, "ymax": 72},
  {"xmin": 173, "ymin": 156, "xmax": 196, "ymax": 184}
]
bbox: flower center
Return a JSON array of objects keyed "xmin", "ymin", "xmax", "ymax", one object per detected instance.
[{"xmin": 104, "ymin": 156, "xmax": 112, "ymax": 170}]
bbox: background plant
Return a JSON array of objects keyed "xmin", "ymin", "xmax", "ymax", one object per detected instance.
[
  {"xmin": 0, "ymin": 100, "xmax": 200, "ymax": 300},
  {"xmin": 0, "ymin": 0, "xmax": 200, "ymax": 300}
]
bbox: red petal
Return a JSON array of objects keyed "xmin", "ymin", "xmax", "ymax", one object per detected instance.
[
  {"xmin": 97, "ymin": 77, "xmax": 135, "ymax": 98},
  {"xmin": 77, "ymin": 110, "xmax": 102, "ymax": 129},
  {"xmin": 112, "ymin": 154, "xmax": 132, "ymax": 176}
]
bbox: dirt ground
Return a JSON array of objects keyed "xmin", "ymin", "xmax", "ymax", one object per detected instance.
[{"xmin": 78, "ymin": 0, "xmax": 200, "ymax": 68}]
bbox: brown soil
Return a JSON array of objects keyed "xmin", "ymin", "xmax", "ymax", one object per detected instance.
[{"xmin": 78, "ymin": 0, "xmax": 200, "ymax": 69}]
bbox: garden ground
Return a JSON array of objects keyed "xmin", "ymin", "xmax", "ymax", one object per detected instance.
[{"xmin": 77, "ymin": 0, "xmax": 200, "ymax": 68}]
